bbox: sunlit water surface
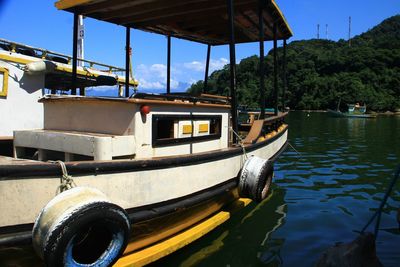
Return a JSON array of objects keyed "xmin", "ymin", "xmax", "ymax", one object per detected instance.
[{"xmin": 156, "ymin": 111, "xmax": 400, "ymax": 267}]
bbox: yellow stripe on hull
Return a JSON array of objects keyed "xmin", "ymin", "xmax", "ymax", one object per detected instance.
[{"xmin": 114, "ymin": 198, "xmax": 251, "ymax": 267}]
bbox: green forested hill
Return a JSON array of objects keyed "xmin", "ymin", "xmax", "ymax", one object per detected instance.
[{"xmin": 188, "ymin": 15, "xmax": 400, "ymax": 111}]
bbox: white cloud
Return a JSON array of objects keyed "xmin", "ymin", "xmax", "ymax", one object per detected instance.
[
  {"xmin": 188, "ymin": 78, "xmax": 198, "ymax": 85},
  {"xmin": 138, "ymin": 79, "xmax": 164, "ymax": 90},
  {"xmin": 170, "ymin": 79, "xmax": 179, "ymax": 89},
  {"xmin": 149, "ymin": 64, "xmax": 167, "ymax": 79},
  {"xmin": 184, "ymin": 61, "xmax": 204, "ymax": 72},
  {"xmin": 135, "ymin": 64, "xmax": 167, "ymax": 89},
  {"xmin": 183, "ymin": 58, "xmax": 228, "ymax": 73},
  {"xmin": 210, "ymin": 58, "xmax": 228, "ymax": 72},
  {"xmin": 133, "ymin": 58, "xmax": 228, "ymax": 90}
]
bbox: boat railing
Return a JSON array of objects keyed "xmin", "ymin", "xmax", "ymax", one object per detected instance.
[
  {"xmin": 131, "ymin": 92, "xmax": 230, "ymax": 105},
  {"xmin": 0, "ymin": 38, "xmax": 125, "ymax": 74},
  {"xmin": 242, "ymin": 112, "xmax": 288, "ymax": 144}
]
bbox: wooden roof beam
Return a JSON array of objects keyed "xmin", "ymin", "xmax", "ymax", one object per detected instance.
[
  {"xmin": 190, "ymin": 22, "xmax": 249, "ymax": 41},
  {"xmin": 241, "ymin": 10, "xmax": 274, "ymax": 40},
  {"xmin": 57, "ymin": 0, "xmax": 292, "ymax": 43},
  {"xmin": 77, "ymin": 0, "xmax": 154, "ymax": 15},
  {"xmin": 175, "ymin": 16, "xmax": 226, "ymax": 30},
  {"xmin": 132, "ymin": 17, "xmax": 255, "ymax": 45},
  {"xmin": 97, "ymin": 0, "xmax": 211, "ymax": 20},
  {"xmin": 146, "ymin": 25, "xmax": 220, "ymax": 44},
  {"xmin": 118, "ymin": 1, "xmax": 255, "ymax": 27},
  {"xmin": 148, "ymin": 22, "xmax": 253, "ymax": 45},
  {"xmin": 234, "ymin": 21, "xmax": 259, "ymax": 40}
]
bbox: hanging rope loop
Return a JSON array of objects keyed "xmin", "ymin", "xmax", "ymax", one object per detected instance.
[
  {"xmin": 231, "ymin": 128, "xmax": 248, "ymax": 161},
  {"xmin": 51, "ymin": 160, "xmax": 76, "ymax": 194}
]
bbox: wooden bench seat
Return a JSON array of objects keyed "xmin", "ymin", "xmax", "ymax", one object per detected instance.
[{"xmin": 13, "ymin": 130, "xmax": 136, "ymax": 161}]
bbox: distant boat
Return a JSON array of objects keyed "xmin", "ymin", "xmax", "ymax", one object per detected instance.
[{"xmin": 328, "ymin": 103, "xmax": 377, "ymax": 118}]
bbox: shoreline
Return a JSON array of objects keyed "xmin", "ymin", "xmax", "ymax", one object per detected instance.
[{"xmin": 293, "ymin": 110, "xmax": 400, "ymax": 116}]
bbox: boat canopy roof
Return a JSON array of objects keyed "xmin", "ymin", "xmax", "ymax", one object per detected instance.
[{"xmin": 55, "ymin": 0, "xmax": 292, "ymax": 45}]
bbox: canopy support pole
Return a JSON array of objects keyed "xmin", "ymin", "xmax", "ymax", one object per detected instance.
[
  {"xmin": 258, "ymin": 0, "xmax": 265, "ymax": 119},
  {"xmin": 71, "ymin": 12, "xmax": 78, "ymax": 95},
  {"xmin": 125, "ymin": 27, "xmax": 130, "ymax": 97},
  {"xmin": 282, "ymin": 39, "xmax": 287, "ymax": 110},
  {"xmin": 227, "ymin": 0, "xmax": 238, "ymax": 144},
  {"xmin": 167, "ymin": 35, "xmax": 171, "ymax": 94},
  {"xmin": 203, "ymin": 44, "xmax": 211, "ymax": 93},
  {"xmin": 273, "ymin": 23, "xmax": 278, "ymax": 115}
]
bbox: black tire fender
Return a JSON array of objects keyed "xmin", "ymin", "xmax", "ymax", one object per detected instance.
[
  {"xmin": 238, "ymin": 156, "xmax": 274, "ymax": 202},
  {"xmin": 32, "ymin": 187, "xmax": 131, "ymax": 267}
]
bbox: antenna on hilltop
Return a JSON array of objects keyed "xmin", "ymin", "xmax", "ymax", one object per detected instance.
[
  {"xmin": 317, "ymin": 24, "xmax": 320, "ymax": 39},
  {"xmin": 326, "ymin": 24, "xmax": 328, "ymax": 39},
  {"xmin": 348, "ymin": 16, "xmax": 352, "ymax": 47}
]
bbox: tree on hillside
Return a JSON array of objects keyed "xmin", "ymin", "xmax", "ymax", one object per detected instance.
[{"xmin": 188, "ymin": 15, "xmax": 400, "ymax": 111}]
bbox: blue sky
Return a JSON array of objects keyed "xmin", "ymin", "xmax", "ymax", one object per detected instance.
[{"xmin": 0, "ymin": 0, "xmax": 399, "ymax": 92}]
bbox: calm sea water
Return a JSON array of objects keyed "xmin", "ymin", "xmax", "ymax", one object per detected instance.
[
  {"xmin": 1, "ymin": 112, "xmax": 399, "ymax": 267},
  {"xmin": 155, "ymin": 111, "xmax": 400, "ymax": 267}
]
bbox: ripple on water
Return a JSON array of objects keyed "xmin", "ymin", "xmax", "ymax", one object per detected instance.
[
  {"xmin": 332, "ymin": 173, "xmax": 359, "ymax": 181},
  {"xmin": 311, "ymin": 167, "xmax": 341, "ymax": 175},
  {"xmin": 282, "ymin": 169, "xmax": 313, "ymax": 176},
  {"xmin": 387, "ymin": 154, "xmax": 397, "ymax": 161},
  {"xmin": 155, "ymin": 112, "xmax": 400, "ymax": 267}
]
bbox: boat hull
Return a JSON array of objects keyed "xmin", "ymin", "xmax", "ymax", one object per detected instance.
[
  {"xmin": 0, "ymin": 127, "xmax": 288, "ymax": 247},
  {"xmin": 327, "ymin": 109, "xmax": 377, "ymax": 118}
]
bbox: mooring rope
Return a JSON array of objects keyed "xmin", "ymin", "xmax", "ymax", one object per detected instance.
[
  {"xmin": 50, "ymin": 160, "xmax": 77, "ymax": 194},
  {"xmin": 360, "ymin": 164, "xmax": 400, "ymax": 239},
  {"xmin": 231, "ymin": 128, "xmax": 248, "ymax": 160},
  {"xmin": 287, "ymin": 141, "xmax": 302, "ymax": 158}
]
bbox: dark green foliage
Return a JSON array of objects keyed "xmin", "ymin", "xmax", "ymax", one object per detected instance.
[{"xmin": 188, "ymin": 15, "xmax": 400, "ymax": 111}]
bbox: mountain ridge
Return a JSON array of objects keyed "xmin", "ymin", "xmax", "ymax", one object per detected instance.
[{"xmin": 189, "ymin": 15, "xmax": 400, "ymax": 111}]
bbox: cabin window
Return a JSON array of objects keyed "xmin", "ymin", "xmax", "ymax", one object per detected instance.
[
  {"xmin": 152, "ymin": 115, "xmax": 222, "ymax": 147},
  {"xmin": 0, "ymin": 67, "xmax": 9, "ymax": 97},
  {"xmin": 157, "ymin": 119, "xmax": 175, "ymax": 139}
]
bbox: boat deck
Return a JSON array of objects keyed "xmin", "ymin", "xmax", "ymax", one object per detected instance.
[
  {"xmin": 0, "ymin": 156, "xmax": 39, "ymax": 165},
  {"xmin": 1, "ymin": 119, "xmax": 289, "ymax": 168}
]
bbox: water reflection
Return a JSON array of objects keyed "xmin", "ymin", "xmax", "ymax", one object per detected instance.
[
  {"xmin": 274, "ymin": 112, "xmax": 399, "ymax": 267},
  {"xmin": 153, "ymin": 186, "xmax": 288, "ymax": 267},
  {"xmin": 161, "ymin": 112, "xmax": 399, "ymax": 267}
]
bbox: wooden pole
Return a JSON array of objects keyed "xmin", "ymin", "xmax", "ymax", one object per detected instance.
[
  {"xmin": 125, "ymin": 27, "xmax": 130, "ymax": 97},
  {"xmin": 203, "ymin": 44, "xmax": 211, "ymax": 93},
  {"xmin": 167, "ymin": 35, "xmax": 171, "ymax": 94},
  {"xmin": 273, "ymin": 23, "xmax": 278, "ymax": 115},
  {"xmin": 282, "ymin": 39, "xmax": 287, "ymax": 110},
  {"xmin": 78, "ymin": 15, "xmax": 85, "ymax": 96},
  {"xmin": 227, "ymin": 0, "xmax": 238, "ymax": 143},
  {"xmin": 71, "ymin": 13, "xmax": 78, "ymax": 95},
  {"xmin": 258, "ymin": 0, "xmax": 265, "ymax": 119}
]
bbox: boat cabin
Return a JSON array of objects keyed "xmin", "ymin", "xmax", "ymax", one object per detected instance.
[
  {"xmin": 11, "ymin": 0, "xmax": 292, "ymax": 163},
  {"xmin": 14, "ymin": 94, "xmax": 230, "ymax": 160},
  {"xmin": 348, "ymin": 103, "xmax": 367, "ymax": 114}
]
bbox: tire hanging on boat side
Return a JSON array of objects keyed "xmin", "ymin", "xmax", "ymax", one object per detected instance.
[
  {"xmin": 238, "ymin": 156, "xmax": 274, "ymax": 202},
  {"xmin": 32, "ymin": 187, "xmax": 131, "ymax": 267}
]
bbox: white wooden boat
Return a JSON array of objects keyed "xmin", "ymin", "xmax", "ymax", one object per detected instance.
[{"xmin": 0, "ymin": 0, "xmax": 292, "ymax": 266}]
